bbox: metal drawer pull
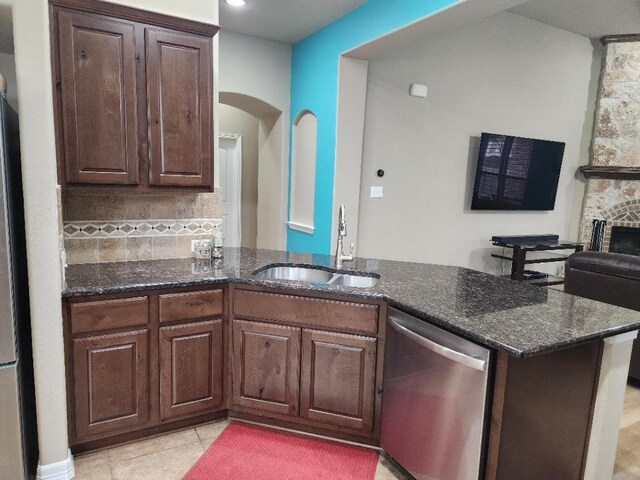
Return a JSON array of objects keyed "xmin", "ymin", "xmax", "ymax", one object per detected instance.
[{"xmin": 389, "ymin": 317, "xmax": 487, "ymax": 372}]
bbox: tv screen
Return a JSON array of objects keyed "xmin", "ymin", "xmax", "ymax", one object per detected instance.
[{"xmin": 471, "ymin": 133, "xmax": 565, "ymax": 211}]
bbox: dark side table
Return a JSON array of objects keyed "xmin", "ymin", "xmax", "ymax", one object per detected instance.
[{"xmin": 491, "ymin": 240, "xmax": 584, "ymax": 287}]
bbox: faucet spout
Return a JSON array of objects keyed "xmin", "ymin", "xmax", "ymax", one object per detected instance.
[
  {"xmin": 335, "ymin": 204, "xmax": 354, "ymax": 270},
  {"xmin": 338, "ymin": 204, "xmax": 347, "ymax": 237}
]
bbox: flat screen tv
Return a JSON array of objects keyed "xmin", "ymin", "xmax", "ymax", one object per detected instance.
[{"xmin": 471, "ymin": 133, "xmax": 565, "ymax": 210}]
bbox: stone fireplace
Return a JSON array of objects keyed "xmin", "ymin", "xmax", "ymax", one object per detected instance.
[{"xmin": 579, "ymin": 35, "xmax": 640, "ymax": 251}]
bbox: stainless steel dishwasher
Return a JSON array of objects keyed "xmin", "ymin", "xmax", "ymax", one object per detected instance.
[{"xmin": 381, "ymin": 308, "xmax": 491, "ymax": 480}]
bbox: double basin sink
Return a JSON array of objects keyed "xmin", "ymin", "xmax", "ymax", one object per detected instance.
[{"xmin": 253, "ymin": 265, "xmax": 379, "ymax": 288}]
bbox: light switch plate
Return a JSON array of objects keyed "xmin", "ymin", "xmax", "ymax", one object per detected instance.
[{"xmin": 371, "ymin": 186, "xmax": 384, "ymax": 198}]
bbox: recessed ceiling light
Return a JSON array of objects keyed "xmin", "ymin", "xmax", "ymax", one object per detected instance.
[{"xmin": 226, "ymin": 0, "xmax": 246, "ymax": 6}]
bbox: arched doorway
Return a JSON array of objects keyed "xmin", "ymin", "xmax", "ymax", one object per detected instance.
[{"xmin": 219, "ymin": 92, "xmax": 287, "ymax": 250}]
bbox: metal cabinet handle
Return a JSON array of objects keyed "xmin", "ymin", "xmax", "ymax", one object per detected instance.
[{"xmin": 389, "ymin": 317, "xmax": 487, "ymax": 372}]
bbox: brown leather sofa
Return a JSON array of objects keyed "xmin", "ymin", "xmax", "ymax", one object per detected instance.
[{"xmin": 565, "ymin": 251, "xmax": 640, "ymax": 383}]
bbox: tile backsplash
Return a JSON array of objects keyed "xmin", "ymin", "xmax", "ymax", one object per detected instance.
[{"xmin": 63, "ymin": 191, "xmax": 222, "ymax": 264}]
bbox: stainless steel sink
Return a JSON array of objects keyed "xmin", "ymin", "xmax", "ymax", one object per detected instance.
[
  {"xmin": 253, "ymin": 266, "xmax": 334, "ymax": 283},
  {"xmin": 253, "ymin": 265, "xmax": 379, "ymax": 288},
  {"xmin": 330, "ymin": 273, "xmax": 379, "ymax": 288}
]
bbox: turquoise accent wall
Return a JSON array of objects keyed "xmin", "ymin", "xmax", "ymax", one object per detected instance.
[{"xmin": 287, "ymin": 0, "xmax": 460, "ymax": 254}]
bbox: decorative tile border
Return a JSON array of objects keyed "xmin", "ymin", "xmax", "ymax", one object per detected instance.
[{"xmin": 64, "ymin": 219, "xmax": 222, "ymax": 239}]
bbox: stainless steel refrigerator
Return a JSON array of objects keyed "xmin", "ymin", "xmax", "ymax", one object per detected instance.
[{"xmin": 0, "ymin": 93, "xmax": 38, "ymax": 479}]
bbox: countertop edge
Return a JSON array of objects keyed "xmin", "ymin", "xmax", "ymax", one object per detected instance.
[{"xmin": 61, "ymin": 275, "xmax": 640, "ymax": 359}]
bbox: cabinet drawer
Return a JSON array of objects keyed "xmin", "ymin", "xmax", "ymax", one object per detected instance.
[
  {"xmin": 70, "ymin": 297, "xmax": 149, "ymax": 335},
  {"xmin": 233, "ymin": 290, "xmax": 378, "ymax": 335},
  {"xmin": 159, "ymin": 290, "xmax": 224, "ymax": 323}
]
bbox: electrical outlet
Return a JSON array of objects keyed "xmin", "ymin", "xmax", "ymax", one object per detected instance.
[{"xmin": 192, "ymin": 239, "xmax": 212, "ymax": 253}]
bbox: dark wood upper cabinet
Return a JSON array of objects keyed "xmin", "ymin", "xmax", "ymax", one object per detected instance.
[
  {"xmin": 159, "ymin": 320, "xmax": 224, "ymax": 421},
  {"xmin": 51, "ymin": 0, "xmax": 219, "ymax": 190},
  {"xmin": 72, "ymin": 329, "xmax": 149, "ymax": 441},
  {"xmin": 57, "ymin": 11, "xmax": 139, "ymax": 185},
  {"xmin": 300, "ymin": 329, "xmax": 377, "ymax": 432},
  {"xmin": 232, "ymin": 319, "xmax": 301, "ymax": 417},
  {"xmin": 146, "ymin": 30, "xmax": 213, "ymax": 188}
]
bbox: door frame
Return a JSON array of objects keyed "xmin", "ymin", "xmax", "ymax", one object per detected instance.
[{"xmin": 219, "ymin": 132, "xmax": 243, "ymax": 247}]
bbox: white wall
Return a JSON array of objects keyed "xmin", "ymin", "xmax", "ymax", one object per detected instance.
[
  {"xmin": 219, "ymin": 30, "xmax": 290, "ymax": 116},
  {"xmin": 358, "ymin": 11, "xmax": 601, "ymax": 274},
  {"xmin": 332, "ymin": 56, "xmax": 369, "ymax": 253},
  {"xmin": 219, "ymin": 30, "xmax": 291, "ymax": 250},
  {"xmin": 3, "ymin": 0, "xmax": 219, "ymax": 473},
  {"xmin": 220, "ymin": 104, "xmax": 259, "ymax": 248}
]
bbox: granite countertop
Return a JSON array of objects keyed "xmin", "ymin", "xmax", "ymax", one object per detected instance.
[{"xmin": 63, "ymin": 248, "xmax": 640, "ymax": 358}]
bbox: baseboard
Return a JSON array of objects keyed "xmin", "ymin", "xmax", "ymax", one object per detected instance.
[{"xmin": 36, "ymin": 449, "xmax": 74, "ymax": 480}]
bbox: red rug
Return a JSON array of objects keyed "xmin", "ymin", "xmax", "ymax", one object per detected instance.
[{"xmin": 183, "ymin": 422, "xmax": 379, "ymax": 480}]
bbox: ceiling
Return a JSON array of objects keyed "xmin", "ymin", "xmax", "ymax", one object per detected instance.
[
  {"xmin": 510, "ymin": 0, "xmax": 640, "ymax": 39},
  {"xmin": 219, "ymin": 0, "xmax": 366, "ymax": 44},
  {"xmin": 0, "ymin": 6, "xmax": 13, "ymax": 54}
]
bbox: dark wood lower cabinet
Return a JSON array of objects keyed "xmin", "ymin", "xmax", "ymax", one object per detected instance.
[
  {"xmin": 72, "ymin": 329, "xmax": 149, "ymax": 441},
  {"xmin": 65, "ymin": 285, "xmax": 384, "ymax": 449},
  {"xmin": 231, "ymin": 319, "xmax": 301, "ymax": 417},
  {"xmin": 65, "ymin": 286, "xmax": 227, "ymax": 450},
  {"xmin": 229, "ymin": 287, "xmax": 384, "ymax": 442},
  {"xmin": 159, "ymin": 320, "xmax": 224, "ymax": 421},
  {"xmin": 300, "ymin": 329, "xmax": 377, "ymax": 432},
  {"xmin": 486, "ymin": 342, "xmax": 603, "ymax": 480}
]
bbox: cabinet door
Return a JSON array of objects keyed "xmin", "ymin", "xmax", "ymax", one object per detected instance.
[
  {"xmin": 159, "ymin": 320, "xmax": 224, "ymax": 420},
  {"xmin": 72, "ymin": 330, "xmax": 149, "ymax": 441},
  {"xmin": 146, "ymin": 29, "xmax": 213, "ymax": 187},
  {"xmin": 232, "ymin": 320, "xmax": 300, "ymax": 417},
  {"xmin": 57, "ymin": 11, "xmax": 139, "ymax": 185},
  {"xmin": 301, "ymin": 329, "xmax": 377, "ymax": 432}
]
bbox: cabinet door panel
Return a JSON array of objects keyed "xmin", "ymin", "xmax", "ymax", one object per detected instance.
[
  {"xmin": 146, "ymin": 29, "xmax": 213, "ymax": 187},
  {"xmin": 58, "ymin": 11, "xmax": 139, "ymax": 185},
  {"xmin": 159, "ymin": 320, "xmax": 224, "ymax": 420},
  {"xmin": 301, "ymin": 329, "xmax": 376, "ymax": 432},
  {"xmin": 232, "ymin": 320, "xmax": 300, "ymax": 416},
  {"xmin": 72, "ymin": 330, "xmax": 149, "ymax": 441}
]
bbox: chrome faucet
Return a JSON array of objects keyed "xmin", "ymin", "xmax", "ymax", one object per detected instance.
[{"xmin": 335, "ymin": 204, "xmax": 354, "ymax": 270}]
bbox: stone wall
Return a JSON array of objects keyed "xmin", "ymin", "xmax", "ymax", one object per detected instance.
[{"xmin": 580, "ymin": 38, "xmax": 640, "ymax": 245}]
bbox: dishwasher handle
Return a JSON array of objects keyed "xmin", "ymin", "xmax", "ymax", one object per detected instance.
[{"xmin": 389, "ymin": 317, "xmax": 488, "ymax": 372}]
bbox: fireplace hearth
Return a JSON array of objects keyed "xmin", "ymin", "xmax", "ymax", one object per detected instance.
[{"xmin": 610, "ymin": 226, "xmax": 640, "ymax": 257}]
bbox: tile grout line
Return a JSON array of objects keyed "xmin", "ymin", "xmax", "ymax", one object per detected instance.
[{"xmin": 106, "ymin": 427, "xmax": 201, "ymax": 464}]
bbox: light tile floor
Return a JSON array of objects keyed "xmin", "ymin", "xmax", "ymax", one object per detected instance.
[
  {"xmin": 73, "ymin": 420, "xmax": 410, "ymax": 479},
  {"xmin": 614, "ymin": 385, "xmax": 640, "ymax": 479},
  {"xmin": 75, "ymin": 383, "xmax": 640, "ymax": 480}
]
